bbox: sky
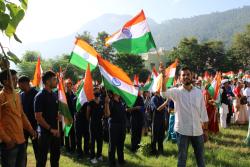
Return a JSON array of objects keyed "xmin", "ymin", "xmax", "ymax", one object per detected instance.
[{"xmin": 1, "ymin": 0, "xmax": 250, "ymax": 44}]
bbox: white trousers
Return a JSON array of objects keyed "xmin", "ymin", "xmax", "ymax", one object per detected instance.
[{"xmin": 219, "ymin": 103, "xmax": 229, "ymax": 128}]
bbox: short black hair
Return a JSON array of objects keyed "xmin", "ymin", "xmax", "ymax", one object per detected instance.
[
  {"xmin": 0, "ymin": 69, "xmax": 17, "ymax": 85},
  {"xmin": 42, "ymin": 70, "xmax": 56, "ymax": 84},
  {"xmin": 179, "ymin": 66, "xmax": 192, "ymax": 75},
  {"xmin": 18, "ymin": 75, "xmax": 30, "ymax": 83}
]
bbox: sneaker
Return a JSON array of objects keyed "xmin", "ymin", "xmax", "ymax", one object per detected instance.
[
  {"xmin": 90, "ymin": 158, "xmax": 98, "ymax": 164},
  {"xmin": 97, "ymin": 156, "xmax": 103, "ymax": 161}
]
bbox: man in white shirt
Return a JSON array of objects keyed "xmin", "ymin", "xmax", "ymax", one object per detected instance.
[
  {"xmin": 243, "ymin": 80, "xmax": 250, "ymax": 118},
  {"xmin": 160, "ymin": 67, "xmax": 208, "ymax": 167}
]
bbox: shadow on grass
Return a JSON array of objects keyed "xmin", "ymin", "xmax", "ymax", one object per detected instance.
[
  {"xmin": 60, "ymin": 147, "xmax": 152, "ymax": 167},
  {"xmin": 209, "ymin": 136, "xmax": 247, "ymax": 148}
]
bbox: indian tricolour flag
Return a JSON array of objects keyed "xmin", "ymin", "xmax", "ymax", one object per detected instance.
[
  {"xmin": 165, "ymin": 59, "xmax": 178, "ymax": 88},
  {"xmin": 208, "ymin": 72, "xmax": 222, "ymax": 104},
  {"xmin": 105, "ymin": 10, "xmax": 156, "ymax": 54},
  {"xmin": 58, "ymin": 75, "xmax": 73, "ymax": 137},
  {"xmin": 98, "ymin": 56, "xmax": 138, "ymax": 107},
  {"xmin": 32, "ymin": 57, "xmax": 43, "ymax": 89},
  {"xmin": 222, "ymin": 71, "xmax": 234, "ymax": 79},
  {"xmin": 70, "ymin": 38, "xmax": 98, "ymax": 71},
  {"xmin": 141, "ymin": 67, "xmax": 158, "ymax": 92},
  {"xmin": 76, "ymin": 64, "xmax": 95, "ymax": 112},
  {"xmin": 150, "ymin": 60, "xmax": 178, "ymax": 92}
]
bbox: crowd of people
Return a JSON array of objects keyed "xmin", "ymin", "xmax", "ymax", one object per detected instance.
[{"xmin": 0, "ymin": 67, "xmax": 249, "ymax": 167}]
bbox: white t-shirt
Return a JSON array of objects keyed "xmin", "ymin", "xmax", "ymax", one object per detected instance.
[
  {"xmin": 161, "ymin": 86, "xmax": 208, "ymax": 136},
  {"xmin": 243, "ymin": 87, "xmax": 250, "ymax": 103}
]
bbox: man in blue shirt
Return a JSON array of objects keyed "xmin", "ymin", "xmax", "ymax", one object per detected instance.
[
  {"xmin": 18, "ymin": 76, "xmax": 39, "ymax": 166},
  {"xmin": 34, "ymin": 71, "xmax": 60, "ymax": 167}
]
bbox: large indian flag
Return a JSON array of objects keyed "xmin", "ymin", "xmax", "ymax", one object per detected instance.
[
  {"xmin": 98, "ymin": 56, "xmax": 138, "ymax": 107},
  {"xmin": 58, "ymin": 75, "xmax": 73, "ymax": 137},
  {"xmin": 105, "ymin": 10, "xmax": 156, "ymax": 54},
  {"xmin": 76, "ymin": 64, "xmax": 95, "ymax": 112},
  {"xmin": 70, "ymin": 39, "xmax": 98, "ymax": 71}
]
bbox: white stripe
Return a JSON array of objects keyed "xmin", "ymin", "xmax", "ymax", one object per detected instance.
[
  {"xmin": 73, "ymin": 45, "xmax": 98, "ymax": 66},
  {"xmin": 99, "ymin": 66, "xmax": 138, "ymax": 96},
  {"xmin": 169, "ymin": 68, "xmax": 176, "ymax": 77},
  {"xmin": 79, "ymin": 88, "xmax": 88, "ymax": 106},
  {"xmin": 107, "ymin": 20, "xmax": 150, "ymax": 44}
]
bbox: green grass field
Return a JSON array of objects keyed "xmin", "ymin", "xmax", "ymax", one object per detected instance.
[{"xmin": 27, "ymin": 125, "xmax": 250, "ymax": 167}]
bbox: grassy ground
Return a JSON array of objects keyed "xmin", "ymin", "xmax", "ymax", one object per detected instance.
[{"xmin": 27, "ymin": 125, "xmax": 250, "ymax": 167}]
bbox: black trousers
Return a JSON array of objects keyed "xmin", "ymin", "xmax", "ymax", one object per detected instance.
[
  {"xmin": 37, "ymin": 133, "xmax": 60, "ymax": 167},
  {"xmin": 108, "ymin": 123, "xmax": 126, "ymax": 166},
  {"xmin": 226, "ymin": 103, "xmax": 233, "ymax": 124},
  {"xmin": 75, "ymin": 123, "xmax": 90, "ymax": 155},
  {"xmin": 131, "ymin": 120, "xmax": 143, "ymax": 151},
  {"xmin": 1, "ymin": 143, "xmax": 26, "ymax": 167},
  {"xmin": 65, "ymin": 124, "xmax": 76, "ymax": 152},
  {"xmin": 89, "ymin": 125, "xmax": 103, "ymax": 159},
  {"xmin": 152, "ymin": 121, "xmax": 165, "ymax": 152},
  {"xmin": 24, "ymin": 132, "xmax": 39, "ymax": 166}
]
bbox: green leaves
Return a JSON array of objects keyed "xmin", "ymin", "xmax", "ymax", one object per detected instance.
[
  {"xmin": 7, "ymin": 51, "xmax": 21, "ymax": 64},
  {"xmin": 0, "ymin": 0, "xmax": 27, "ymax": 42},
  {"xmin": 20, "ymin": 0, "xmax": 28, "ymax": 11},
  {"xmin": 0, "ymin": 13, "xmax": 10, "ymax": 30},
  {"xmin": 5, "ymin": 3, "xmax": 25, "ymax": 38},
  {"xmin": 0, "ymin": 0, "xmax": 6, "ymax": 12}
]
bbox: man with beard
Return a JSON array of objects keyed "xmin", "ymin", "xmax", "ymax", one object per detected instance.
[
  {"xmin": 160, "ymin": 67, "xmax": 209, "ymax": 167},
  {"xmin": 34, "ymin": 71, "xmax": 60, "ymax": 167}
]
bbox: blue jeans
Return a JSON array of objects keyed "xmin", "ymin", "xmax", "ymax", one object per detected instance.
[
  {"xmin": 176, "ymin": 133, "xmax": 205, "ymax": 167},
  {"xmin": 1, "ymin": 143, "xmax": 26, "ymax": 167}
]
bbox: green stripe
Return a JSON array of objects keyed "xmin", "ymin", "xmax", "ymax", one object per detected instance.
[
  {"xmin": 70, "ymin": 52, "xmax": 96, "ymax": 71},
  {"xmin": 208, "ymin": 86, "xmax": 215, "ymax": 98},
  {"xmin": 111, "ymin": 32, "xmax": 156, "ymax": 54},
  {"xmin": 58, "ymin": 102, "xmax": 72, "ymax": 137},
  {"xmin": 64, "ymin": 124, "xmax": 72, "ymax": 137},
  {"xmin": 76, "ymin": 97, "xmax": 83, "ymax": 112},
  {"xmin": 141, "ymin": 78, "xmax": 153, "ymax": 91},
  {"xmin": 58, "ymin": 102, "xmax": 72, "ymax": 122},
  {"xmin": 103, "ymin": 77, "xmax": 137, "ymax": 107},
  {"xmin": 166, "ymin": 77, "xmax": 174, "ymax": 88},
  {"xmin": 76, "ymin": 80, "xmax": 84, "ymax": 97}
]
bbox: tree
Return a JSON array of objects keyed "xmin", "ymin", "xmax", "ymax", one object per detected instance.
[
  {"xmin": 0, "ymin": 0, "xmax": 28, "ymax": 70},
  {"xmin": 94, "ymin": 31, "xmax": 115, "ymax": 62},
  {"xmin": 230, "ymin": 24, "xmax": 250, "ymax": 70},
  {"xmin": 50, "ymin": 54, "xmax": 84, "ymax": 83},
  {"xmin": 113, "ymin": 53, "xmax": 145, "ymax": 78},
  {"xmin": 76, "ymin": 31, "xmax": 94, "ymax": 46},
  {"xmin": 167, "ymin": 37, "xmax": 229, "ymax": 74},
  {"xmin": 22, "ymin": 50, "xmax": 40, "ymax": 62}
]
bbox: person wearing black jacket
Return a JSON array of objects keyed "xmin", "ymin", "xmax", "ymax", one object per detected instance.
[
  {"xmin": 104, "ymin": 92, "xmax": 126, "ymax": 167},
  {"xmin": 220, "ymin": 79, "xmax": 230, "ymax": 128},
  {"xmin": 87, "ymin": 87, "xmax": 104, "ymax": 164},
  {"xmin": 18, "ymin": 76, "xmax": 39, "ymax": 166},
  {"xmin": 127, "ymin": 94, "xmax": 144, "ymax": 152},
  {"xmin": 74, "ymin": 102, "xmax": 90, "ymax": 159},
  {"xmin": 150, "ymin": 92, "xmax": 166, "ymax": 155},
  {"xmin": 64, "ymin": 79, "xmax": 76, "ymax": 153}
]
